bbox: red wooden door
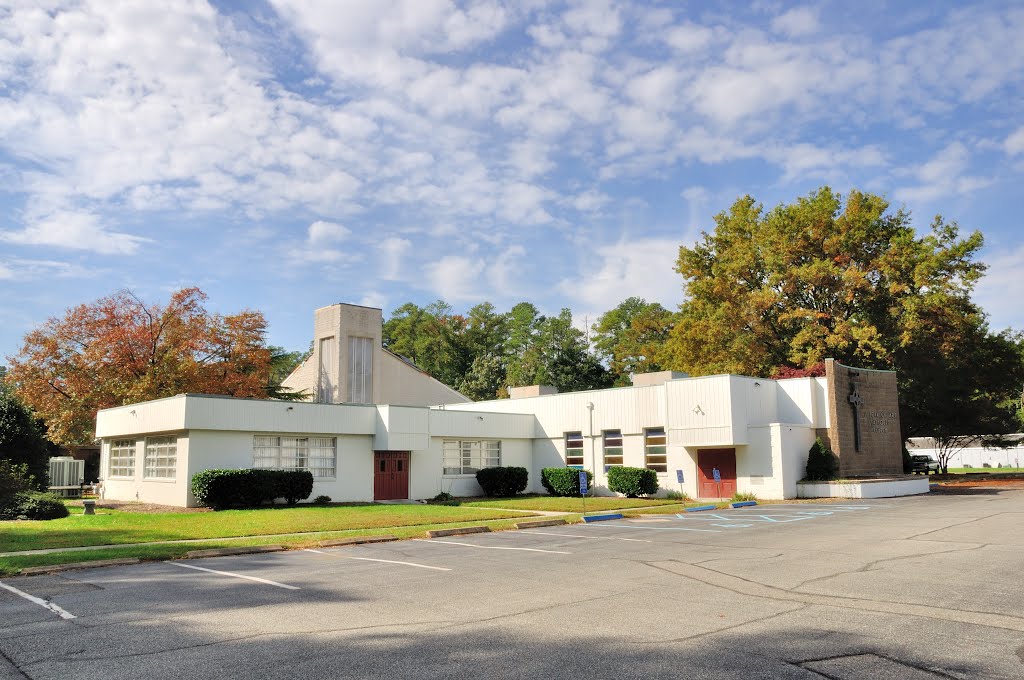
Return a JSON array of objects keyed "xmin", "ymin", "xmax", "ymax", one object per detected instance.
[
  {"xmin": 374, "ymin": 451, "xmax": 410, "ymax": 501},
  {"xmin": 697, "ymin": 449, "xmax": 737, "ymax": 498}
]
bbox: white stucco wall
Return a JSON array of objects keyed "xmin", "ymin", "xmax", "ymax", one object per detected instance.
[{"xmin": 99, "ymin": 433, "xmax": 191, "ymax": 506}]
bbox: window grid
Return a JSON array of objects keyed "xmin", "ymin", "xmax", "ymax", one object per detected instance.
[
  {"xmin": 443, "ymin": 440, "xmax": 501, "ymax": 475},
  {"xmin": 144, "ymin": 436, "xmax": 177, "ymax": 479},
  {"xmin": 565, "ymin": 431, "xmax": 584, "ymax": 468},
  {"xmin": 603, "ymin": 430, "xmax": 624, "ymax": 467},
  {"xmin": 348, "ymin": 336, "xmax": 373, "ymax": 403},
  {"xmin": 109, "ymin": 439, "xmax": 135, "ymax": 478},
  {"xmin": 644, "ymin": 427, "xmax": 668, "ymax": 473},
  {"xmin": 252, "ymin": 436, "xmax": 336, "ymax": 478}
]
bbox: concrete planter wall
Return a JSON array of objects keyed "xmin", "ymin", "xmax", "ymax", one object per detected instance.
[{"xmin": 796, "ymin": 476, "xmax": 930, "ymax": 499}]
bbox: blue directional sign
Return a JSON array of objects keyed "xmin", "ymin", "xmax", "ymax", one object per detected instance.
[
  {"xmin": 579, "ymin": 471, "xmax": 589, "ymax": 495},
  {"xmin": 712, "ymin": 467, "xmax": 721, "ymax": 483},
  {"xmin": 675, "ymin": 469, "xmax": 684, "ymax": 484}
]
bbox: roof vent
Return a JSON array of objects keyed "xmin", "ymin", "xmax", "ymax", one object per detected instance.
[{"xmin": 509, "ymin": 385, "xmax": 558, "ymax": 399}]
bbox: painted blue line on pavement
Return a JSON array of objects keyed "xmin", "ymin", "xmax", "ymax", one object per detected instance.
[{"xmin": 582, "ymin": 513, "xmax": 624, "ymax": 523}]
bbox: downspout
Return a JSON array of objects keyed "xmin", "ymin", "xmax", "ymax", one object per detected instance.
[{"xmin": 586, "ymin": 402, "xmax": 596, "ymax": 485}]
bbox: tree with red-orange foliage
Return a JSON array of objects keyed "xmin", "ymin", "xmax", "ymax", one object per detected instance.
[{"xmin": 4, "ymin": 288, "xmax": 273, "ymax": 446}]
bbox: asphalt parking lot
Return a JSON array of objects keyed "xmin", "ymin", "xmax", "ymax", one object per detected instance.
[{"xmin": 3, "ymin": 490, "xmax": 1024, "ymax": 679}]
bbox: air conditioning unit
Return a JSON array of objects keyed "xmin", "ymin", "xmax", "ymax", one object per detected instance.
[{"xmin": 48, "ymin": 456, "xmax": 85, "ymax": 498}]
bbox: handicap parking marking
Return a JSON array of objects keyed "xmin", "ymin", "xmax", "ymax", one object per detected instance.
[
  {"xmin": 0, "ymin": 580, "xmax": 77, "ymax": 620},
  {"xmin": 166, "ymin": 561, "xmax": 301, "ymax": 590},
  {"xmin": 302, "ymin": 549, "xmax": 451, "ymax": 572}
]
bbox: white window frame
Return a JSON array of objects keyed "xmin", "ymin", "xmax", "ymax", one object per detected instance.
[
  {"xmin": 443, "ymin": 440, "xmax": 501, "ymax": 475},
  {"xmin": 253, "ymin": 435, "xmax": 337, "ymax": 478},
  {"xmin": 644, "ymin": 427, "xmax": 668, "ymax": 473},
  {"xmin": 144, "ymin": 436, "xmax": 177, "ymax": 480},
  {"xmin": 603, "ymin": 430, "xmax": 624, "ymax": 468},
  {"xmin": 565, "ymin": 431, "xmax": 584, "ymax": 468},
  {"xmin": 348, "ymin": 336, "xmax": 373, "ymax": 403},
  {"xmin": 109, "ymin": 439, "xmax": 136, "ymax": 478}
]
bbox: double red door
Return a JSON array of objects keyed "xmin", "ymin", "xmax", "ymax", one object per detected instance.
[
  {"xmin": 374, "ymin": 451, "xmax": 410, "ymax": 501},
  {"xmin": 697, "ymin": 448, "xmax": 737, "ymax": 498}
]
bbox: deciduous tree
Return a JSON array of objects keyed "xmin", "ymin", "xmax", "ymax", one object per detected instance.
[
  {"xmin": 5, "ymin": 288, "xmax": 274, "ymax": 445},
  {"xmin": 664, "ymin": 187, "xmax": 1024, "ymax": 446},
  {"xmin": 591, "ymin": 297, "xmax": 674, "ymax": 385}
]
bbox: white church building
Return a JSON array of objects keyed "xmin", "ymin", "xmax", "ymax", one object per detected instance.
[{"xmin": 95, "ymin": 303, "xmax": 906, "ymax": 507}]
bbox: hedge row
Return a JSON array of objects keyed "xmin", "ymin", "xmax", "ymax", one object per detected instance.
[
  {"xmin": 0, "ymin": 491, "xmax": 69, "ymax": 520},
  {"xmin": 541, "ymin": 467, "xmax": 594, "ymax": 496},
  {"xmin": 190, "ymin": 469, "xmax": 314, "ymax": 509},
  {"xmin": 475, "ymin": 466, "xmax": 528, "ymax": 496},
  {"xmin": 606, "ymin": 466, "xmax": 659, "ymax": 497}
]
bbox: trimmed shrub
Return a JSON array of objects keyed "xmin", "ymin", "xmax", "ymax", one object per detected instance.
[
  {"xmin": 190, "ymin": 469, "xmax": 313, "ymax": 509},
  {"xmin": 275, "ymin": 470, "xmax": 314, "ymax": 505},
  {"xmin": 0, "ymin": 491, "xmax": 69, "ymax": 520},
  {"xmin": 475, "ymin": 466, "xmax": 528, "ymax": 497},
  {"xmin": 313, "ymin": 495, "xmax": 332, "ymax": 504},
  {"xmin": 606, "ymin": 466, "xmax": 659, "ymax": 498},
  {"xmin": 805, "ymin": 438, "xmax": 839, "ymax": 481},
  {"xmin": 541, "ymin": 467, "xmax": 593, "ymax": 497}
]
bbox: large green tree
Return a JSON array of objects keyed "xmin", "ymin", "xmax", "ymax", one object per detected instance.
[
  {"xmin": 664, "ymin": 187, "xmax": 1024, "ymax": 446},
  {"xmin": 591, "ymin": 297, "xmax": 674, "ymax": 385},
  {"xmin": 0, "ymin": 380, "xmax": 51, "ymax": 487}
]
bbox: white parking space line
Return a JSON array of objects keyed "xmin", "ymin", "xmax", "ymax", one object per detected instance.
[
  {"xmin": 166, "ymin": 562, "xmax": 301, "ymax": 590},
  {"xmin": 303, "ymin": 549, "xmax": 451, "ymax": 571},
  {"xmin": 0, "ymin": 580, "xmax": 76, "ymax": 620},
  {"xmin": 413, "ymin": 539, "xmax": 572, "ymax": 555},
  {"xmin": 588, "ymin": 523, "xmax": 721, "ymax": 533},
  {"xmin": 523, "ymin": 530, "xmax": 653, "ymax": 543}
]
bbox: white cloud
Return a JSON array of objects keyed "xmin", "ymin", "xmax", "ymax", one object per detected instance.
[
  {"xmin": 771, "ymin": 7, "xmax": 820, "ymax": 38},
  {"xmin": 307, "ymin": 220, "xmax": 351, "ymax": 245},
  {"xmin": 1005, "ymin": 127, "xmax": 1024, "ymax": 156},
  {"xmin": 663, "ymin": 22, "xmax": 716, "ymax": 53},
  {"xmin": 896, "ymin": 142, "xmax": 991, "ymax": 203},
  {"xmin": 426, "ymin": 254, "xmax": 486, "ymax": 301},
  {"xmin": 0, "ymin": 263, "xmax": 13, "ymax": 280},
  {"xmin": 557, "ymin": 236, "xmax": 682, "ymax": 312},
  {"xmin": 0, "ymin": 211, "xmax": 149, "ymax": 255},
  {"xmin": 974, "ymin": 245, "xmax": 1024, "ymax": 331},
  {"xmin": 379, "ymin": 237, "xmax": 413, "ymax": 280}
]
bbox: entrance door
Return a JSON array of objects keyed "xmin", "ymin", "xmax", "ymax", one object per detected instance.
[
  {"xmin": 697, "ymin": 448, "xmax": 737, "ymax": 498},
  {"xmin": 374, "ymin": 451, "xmax": 410, "ymax": 501}
]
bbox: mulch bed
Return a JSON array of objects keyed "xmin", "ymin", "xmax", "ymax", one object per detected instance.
[{"xmin": 65, "ymin": 499, "xmax": 213, "ymax": 513}]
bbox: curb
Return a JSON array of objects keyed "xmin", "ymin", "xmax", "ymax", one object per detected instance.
[
  {"xmin": 186, "ymin": 545, "xmax": 284, "ymax": 559},
  {"xmin": 582, "ymin": 513, "xmax": 624, "ymax": 523},
  {"xmin": 426, "ymin": 526, "xmax": 490, "ymax": 538},
  {"xmin": 515, "ymin": 519, "xmax": 568, "ymax": 529},
  {"xmin": 319, "ymin": 535, "xmax": 397, "ymax": 548},
  {"xmin": 19, "ymin": 558, "xmax": 140, "ymax": 575}
]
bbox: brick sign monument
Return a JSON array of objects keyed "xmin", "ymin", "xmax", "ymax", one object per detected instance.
[{"xmin": 818, "ymin": 359, "xmax": 903, "ymax": 477}]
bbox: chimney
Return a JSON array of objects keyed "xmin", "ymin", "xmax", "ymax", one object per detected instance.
[
  {"xmin": 509, "ymin": 385, "xmax": 559, "ymax": 399},
  {"xmin": 631, "ymin": 370, "xmax": 688, "ymax": 387}
]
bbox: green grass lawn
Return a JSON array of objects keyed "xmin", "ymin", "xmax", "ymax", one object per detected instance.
[
  {"xmin": 0, "ymin": 503, "xmax": 527, "ymax": 554},
  {"xmin": 0, "ymin": 516, "xmax": 537, "ymax": 576},
  {"xmin": 463, "ymin": 495, "xmax": 680, "ymax": 512}
]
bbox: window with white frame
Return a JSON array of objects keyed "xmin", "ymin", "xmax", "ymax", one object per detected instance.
[
  {"xmin": 565, "ymin": 431, "xmax": 584, "ymax": 468},
  {"xmin": 144, "ymin": 436, "xmax": 177, "ymax": 479},
  {"xmin": 603, "ymin": 430, "xmax": 623, "ymax": 468},
  {"xmin": 442, "ymin": 440, "xmax": 500, "ymax": 475},
  {"xmin": 109, "ymin": 439, "xmax": 136, "ymax": 478},
  {"xmin": 644, "ymin": 427, "xmax": 668, "ymax": 473},
  {"xmin": 253, "ymin": 436, "xmax": 337, "ymax": 478},
  {"xmin": 348, "ymin": 336, "xmax": 373, "ymax": 403}
]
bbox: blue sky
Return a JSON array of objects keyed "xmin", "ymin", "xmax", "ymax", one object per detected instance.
[{"xmin": 1, "ymin": 0, "xmax": 1023, "ymax": 360}]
